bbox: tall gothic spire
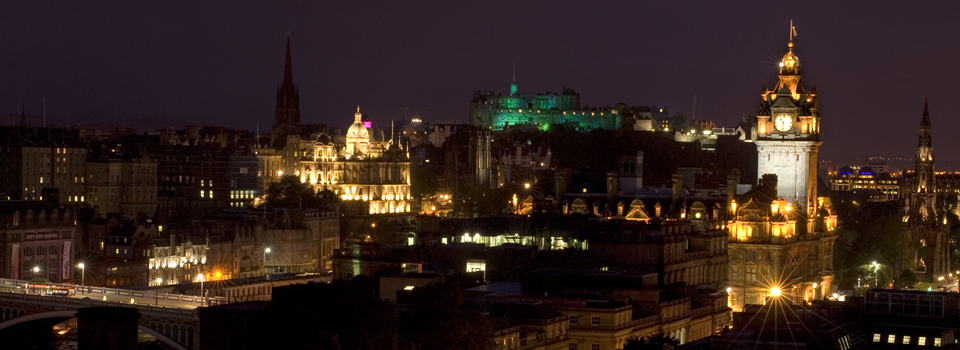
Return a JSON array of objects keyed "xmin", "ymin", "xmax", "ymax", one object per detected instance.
[
  {"xmin": 916, "ymin": 99, "xmax": 935, "ymax": 196},
  {"xmin": 283, "ymin": 37, "xmax": 293, "ymax": 86},
  {"xmin": 274, "ymin": 37, "xmax": 301, "ymax": 130},
  {"xmin": 919, "ymin": 98, "xmax": 932, "ymax": 148}
]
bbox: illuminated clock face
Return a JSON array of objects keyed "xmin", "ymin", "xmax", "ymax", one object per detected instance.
[{"xmin": 775, "ymin": 114, "xmax": 793, "ymax": 132}]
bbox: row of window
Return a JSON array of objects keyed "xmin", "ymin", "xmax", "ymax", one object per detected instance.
[
  {"xmin": 568, "ymin": 315, "xmax": 601, "ymax": 326},
  {"xmin": 22, "ymin": 246, "xmax": 61, "ymax": 256},
  {"xmin": 568, "ymin": 343, "xmax": 601, "ymax": 350},
  {"xmin": 873, "ymin": 333, "xmax": 942, "ymax": 346}
]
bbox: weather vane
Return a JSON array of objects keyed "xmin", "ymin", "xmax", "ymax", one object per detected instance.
[{"xmin": 789, "ymin": 20, "xmax": 798, "ymax": 42}]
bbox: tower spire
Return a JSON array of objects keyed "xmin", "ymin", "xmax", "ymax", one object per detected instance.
[
  {"xmin": 283, "ymin": 37, "xmax": 293, "ymax": 86},
  {"xmin": 274, "ymin": 37, "xmax": 301, "ymax": 130},
  {"xmin": 355, "ymin": 106, "xmax": 362, "ymax": 123}
]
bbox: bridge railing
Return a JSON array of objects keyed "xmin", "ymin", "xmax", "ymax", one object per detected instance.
[
  {"xmin": 0, "ymin": 278, "xmax": 228, "ymax": 307},
  {"xmin": 0, "ymin": 290, "xmax": 200, "ymax": 317}
]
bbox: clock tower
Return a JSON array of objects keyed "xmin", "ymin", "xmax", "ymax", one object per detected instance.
[{"xmin": 755, "ymin": 40, "xmax": 821, "ymax": 233}]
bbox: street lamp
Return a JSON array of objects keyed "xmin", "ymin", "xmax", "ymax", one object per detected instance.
[
  {"xmin": 198, "ymin": 266, "xmax": 205, "ymax": 306},
  {"xmin": 524, "ymin": 183, "xmax": 531, "ymax": 189},
  {"xmin": 78, "ymin": 263, "xmax": 85, "ymax": 295},
  {"xmin": 155, "ymin": 278, "xmax": 162, "ymax": 305},
  {"xmin": 264, "ymin": 247, "xmax": 272, "ymax": 278}
]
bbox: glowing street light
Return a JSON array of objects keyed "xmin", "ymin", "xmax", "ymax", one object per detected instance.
[
  {"xmin": 155, "ymin": 278, "xmax": 162, "ymax": 305},
  {"xmin": 264, "ymin": 247, "xmax": 272, "ymax": 278},
  {"xmin": 524, "ymin": 183, "xmax": 531, "ymax": 189},
  {"xmin": 770, "ymin": 287, "xmax": 782, "ymax": 297},
  {"xmin": 78, "ymin": 263, "xmax": 85, "ymax": 295}
]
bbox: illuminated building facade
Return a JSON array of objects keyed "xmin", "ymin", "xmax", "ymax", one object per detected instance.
[
  {"xmin": 902, "ymin": 102, "xmax": 950, "ymax": 281},
  {"xmin": 470, "ymin": 84, "xmax": 620, "ymax": 131},
  {"xmin": 726, "ymin": 37, "xmax": 837, "ymax": 312},
  {"xmin": 0, "ymin": 127, "xmax": 88, "ymax": 203},
  {"xmin": 0, "ymin": 201, "xmax": 78, "ymax": 282},
  {"xmin": 829, "ymin": 164, "xmax": 900, "ymax": 202},
  {"xmin": 294, "ymin": 108, "xmax": 412, "ymax": 215},
  {"xmin": 84, "ymin": 148, "xmax": 158, "ymax": 219}
]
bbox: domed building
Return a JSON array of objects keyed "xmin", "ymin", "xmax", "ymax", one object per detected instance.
[
  {"xmin": 295, "ymin": 107, "xmax": 412, "ymax": 216},
  {"xmin": 345, "ymin": 106, "xmax": 371, "ymax": 156}
]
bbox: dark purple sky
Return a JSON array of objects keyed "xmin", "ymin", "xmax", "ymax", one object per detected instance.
[{"xmin": 2, "ymin": 1, "xmax": 959, "ymax": 168}]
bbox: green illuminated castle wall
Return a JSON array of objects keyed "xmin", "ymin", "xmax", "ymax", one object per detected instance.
[{"xmin": 470, "ymin": 84, "xmax": 621, "ymax": 131}]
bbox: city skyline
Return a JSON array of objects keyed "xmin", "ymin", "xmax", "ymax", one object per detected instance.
[{"xmin": 3, "ymin": 1, "xmax": 960, "ymax": 167}]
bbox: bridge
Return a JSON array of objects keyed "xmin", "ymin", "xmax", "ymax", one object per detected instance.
[{"xmin": 0, "ymin": 278, "xmax": 231, "ymax": 350}]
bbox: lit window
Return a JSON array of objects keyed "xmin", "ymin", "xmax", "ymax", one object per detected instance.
[
  {"xmin": 888, "ymin": 335, "xmax": 896, "ymax": 344},
  {"xmin": 591, "ymin": 316, "xmax": 600, "ymax": 326},
  {"xmin": 200, "ymin": 190, "xmax": 205, "ymax": 197},
  {"xmin": 919, "ymin": 337, "xmax": 926, "ymax": 346},
  {"xmin": 935, "ymin": 338, "xmax": 942, "ymax": 347},
  {"xmin": 904, "ymin": 336, "xmax": 911, "ymax": 344},
  {"xmin": 873, "ymin": 334, "xmax": 881, "ymax": 342}
]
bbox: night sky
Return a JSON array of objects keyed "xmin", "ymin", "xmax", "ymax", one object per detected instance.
[{"xmin": 3, "ymin": 2, "xmax": 959, "ymax": 169}]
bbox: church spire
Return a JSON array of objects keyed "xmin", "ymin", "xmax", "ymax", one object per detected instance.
[
  {"xmin": 283, "ymin": 37, "xmax": 293, "ymax": 86},
  {"xmin": 916, "ymin": 100, "xmax": 935, "ymax": 195},
  {"xmin": 274, "ymin": 37, "xmax": 301, "ymax": 130}
]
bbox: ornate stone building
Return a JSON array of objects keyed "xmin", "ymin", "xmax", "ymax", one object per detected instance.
[
  {"xmin": 726, "ymin": 38, "xmax": 837, "ymax": 312},
  {"xmin": 0, "ymin": 201, "xmax": 78, "ymax": 282},
  {"xmin": 903, "ymin": 102, "xmax": 950, "ymax": 281},
  {"xmin": 296, "ymin": 108, "xmax": 411, "ymax": 216}
]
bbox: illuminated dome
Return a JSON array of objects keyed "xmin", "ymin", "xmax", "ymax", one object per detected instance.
[
  {"xmin": 779, "ymin": 42, "xmax": 800, "ymax": 75},
  {"xmin": 347, "ymin": 106, "xmax": 370, "ymax": 139}
]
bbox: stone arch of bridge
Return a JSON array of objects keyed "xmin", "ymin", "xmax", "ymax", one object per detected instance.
[{"xmin": 0, "ymin": 309, "xmax": 189, "ymax": 350}]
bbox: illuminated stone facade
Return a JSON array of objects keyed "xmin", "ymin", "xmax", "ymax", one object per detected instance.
[
  {"xmin": 0, "ymin": 201, "xmax": 78, "ymax": 282},
  {"xmin": 727, "ymin": 39, "xmax": 837, "ymax": 312},
  {"xmin": 84, "ymin": 150, "xmax": 158, "ymax": 219},
  {"xmin": 470, "ymin": 84, "xmax": 620, "ymax": 131},
  {"xmin": 903, "ymin": 102, "xmax": 950, "ymax": 281},
  {"xmin": 0, "ymin": 128, "xmax": 88, "ymax": 203},
  {"xmin": 293, "ymin": 108, "xmax": 412, "ymax": 215}
]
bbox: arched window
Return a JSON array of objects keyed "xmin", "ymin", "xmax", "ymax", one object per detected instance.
[
  {"xmin": 37, "ymin": 246, "xmax": 45, "ymax": 256},
  {"xmin": 23, "ymin": 247, "xmax": 32, "ymax": 256}
]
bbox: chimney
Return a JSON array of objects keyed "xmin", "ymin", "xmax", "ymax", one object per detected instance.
[
  {"xmin": 727, "ymin": 169, "xmax": 740, "ymax": 213},
  {"xmin": 761, "ymin": 174, "xmax": 779, "ymax": 198},
  {"xmin": 672, "ymin": 173, "xmax": 682, "ymax": 204},
  {"xmin": 606, "ymin": 171, "xmax": 618, "ymax": 200}
]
